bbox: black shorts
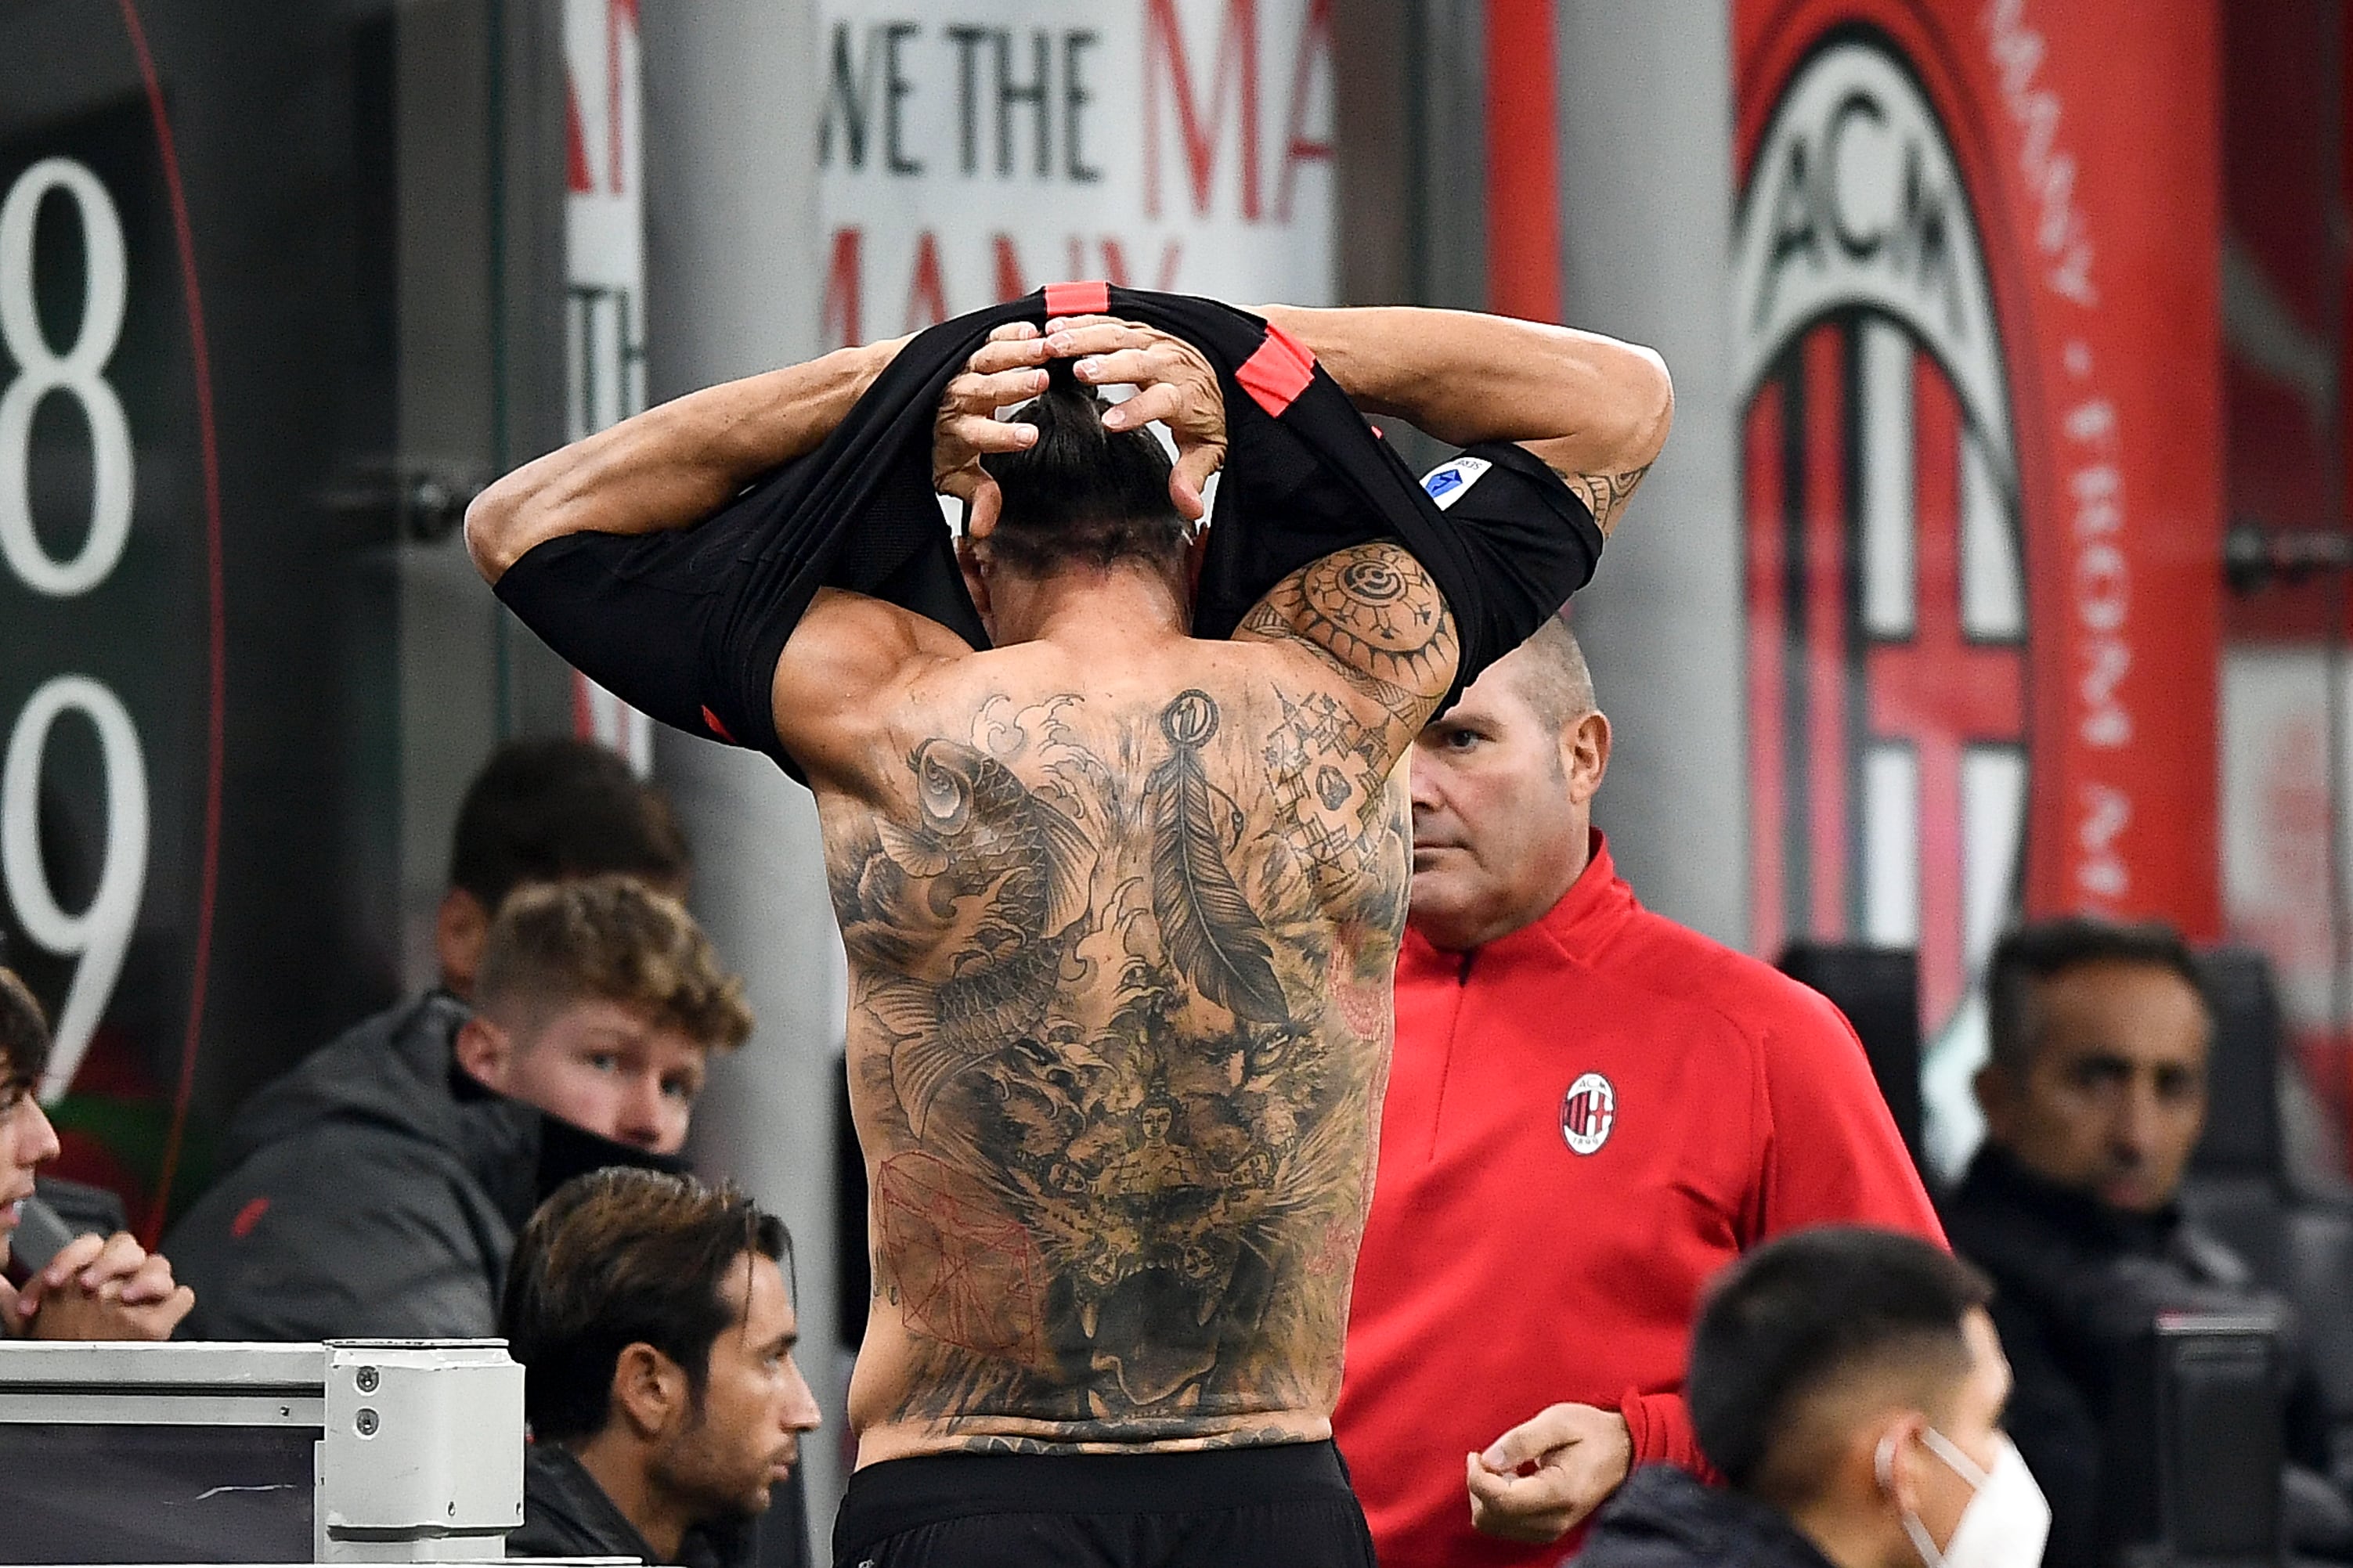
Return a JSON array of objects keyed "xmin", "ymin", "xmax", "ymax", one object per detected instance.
[{"xmin": 832, "ymin": 1441, "xmax": 1377, "ymax": 1568}]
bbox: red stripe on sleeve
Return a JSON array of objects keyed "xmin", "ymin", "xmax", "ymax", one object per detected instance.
[
  {"xmin": 1619, "ymin": 1388, "xmax": 1712, "ymax": 1476},
  {"xmin": 1043, "ymin": 279, "xmax": 1110, "ymax": 316},
  {"xmin": 1236, "ymin": 323, "xmax": 1316, "ymax": 416},
  {"xmin": 700, "ymin": 705, "xmax": 736, "ymax": 744}
]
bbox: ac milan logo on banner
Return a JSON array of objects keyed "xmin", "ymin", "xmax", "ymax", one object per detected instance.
[
  {"xmin": 1559, "ymin": 1072, "xmax": 1616, "ymax": 1156},
  {"xmin": 1734, "ymin": 32, "xmax": 2027, "ymax": 1048}
]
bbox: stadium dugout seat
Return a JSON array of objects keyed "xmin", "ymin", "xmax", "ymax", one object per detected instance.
[
  {"xmin": 2287, "ymin": 1202, "xmax": 2353, "ymax": 1484},
  {"xmin": 2183, "ymin": 949, "xmax": 2353, "ymax": 1480},
  {"xmin": 1776, "ymin": 943, "xmax": 1925, "ymax": 1177},
  {"xmin": 2180, "ymin": 950, "xmax": 2293, "ymax": 1288}
]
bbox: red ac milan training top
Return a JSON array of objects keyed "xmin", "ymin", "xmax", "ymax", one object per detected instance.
[{"xmin": 1333, "ymin": 834, "xmax": 1943, "ymax": 1568}]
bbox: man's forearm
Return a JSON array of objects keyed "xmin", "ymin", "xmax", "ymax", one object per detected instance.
[
  {"xmin": 1257, "ymin": 305, "xmax": 1672, "ymax": 533},
  {"xmin": 464, "ymin": 337, "xmax": 904, "ymax": 583}
]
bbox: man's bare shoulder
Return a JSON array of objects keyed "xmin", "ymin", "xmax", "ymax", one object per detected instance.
[
  {"xmin": 770, "ymin": 589, "xmax": 981, "ymax": 789},
  {"xmin": 777, "ymin": 584, "xmax": 1429, "ymax": 802},
  {"xmin": 904, "ymin": 633, "xmax": 1387, "ymax": 741},
  {"xmin": 1232, "ymin": 542, "xmax": 1459, "ymax": 755}
]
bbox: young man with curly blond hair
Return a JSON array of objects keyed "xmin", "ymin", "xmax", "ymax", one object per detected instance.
[{"xmin": 170, "ymin": 876, "xmax": 752, "ymax": 1341}]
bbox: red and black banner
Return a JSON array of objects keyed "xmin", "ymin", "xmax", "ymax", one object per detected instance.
[{"xmin": 1734, "ymin": 0, "xmax": 2225, "ymax": 1047}]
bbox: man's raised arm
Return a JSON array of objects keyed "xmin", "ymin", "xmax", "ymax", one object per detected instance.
[
  {"xmin": 463, "ymin": 337, "xmax": 905, "ymax": 584},
  {"xmin": 463, "ymin": 324, "xmax": 1059, "ymax": 773},
  {"xmin": 1256, "ymin": 306, "xmax": 1673, "ymax": 535}
]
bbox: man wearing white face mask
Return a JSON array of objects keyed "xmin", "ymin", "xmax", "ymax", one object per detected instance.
[{"xmin": 1577, "ymin": 1226, "xmax": 2049, "ymax": 1568}]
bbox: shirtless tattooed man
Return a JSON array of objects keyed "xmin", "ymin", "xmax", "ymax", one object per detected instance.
[{"xmin": 468, "ymin": 294, "xmax": 1670, "ymax": 1568}]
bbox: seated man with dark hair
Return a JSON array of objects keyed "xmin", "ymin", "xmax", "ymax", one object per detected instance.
[
  {"xmin": 169, "ymin": 872, "xmax": 749, "ymax": 1340},
  {"xmin": 433, "ymin": 735, "xmax": 695, "ymax": 1000},
  {"xmin": 1943, "ymin": 915, "xmax": 2337, "ymax": 1566},
  {"xmin": 1579, "ymin": 1226, "xmax": 2046, "ymax": 1568},
  {"xmin": 1, "ymin": 968, "xmax": 193, "ymax": 1339},
  {"xmin": 500, "ymin": 1167, "xmax": 821, "ymax": 1568}
]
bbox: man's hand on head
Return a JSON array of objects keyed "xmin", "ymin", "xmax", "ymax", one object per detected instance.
[
  {"xmin": 933, "ymin": 323, "xmax": 1052, "ymax": 539},
  {"xmin": 1041, "ymin": 315, "xmax": 1228, "ymax": 521},
  {"xmin": 1465, "ymin": 1401, "xmax": 1634, "ymax": 1544},
  {"xmin": 2, "ymin": 1230, "xmax": 194, "ymax": 1341}
]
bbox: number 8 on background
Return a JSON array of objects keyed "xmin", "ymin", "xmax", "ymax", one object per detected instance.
[{"xmin": 0, "ymin": 157, "xmax": 132, "ymax": 597}]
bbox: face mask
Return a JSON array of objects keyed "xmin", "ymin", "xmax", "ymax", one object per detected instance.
[{"xmin": 1875, "ymin": 1429, "xmax": 2052, "ymax": 1568}]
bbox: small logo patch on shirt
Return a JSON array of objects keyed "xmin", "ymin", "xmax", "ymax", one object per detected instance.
[
  {"xmin": 1420, "ymin": 455, "xmax": 1493, "ymax": 510},
  {"xmin": 1559, "ymin": 1072, "xmax": 1616, "ymax": 1155}
]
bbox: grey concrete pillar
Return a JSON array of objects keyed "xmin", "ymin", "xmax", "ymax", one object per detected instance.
[
  {"xmin": 1554, "ymin": 0, "xmax": 1747, "ymax": 946},
  {"xmin": 637, "ymin": 1, "xmax": 844, "ymax": 1551}
]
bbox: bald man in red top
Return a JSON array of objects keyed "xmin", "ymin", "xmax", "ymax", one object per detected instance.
[{"xmin": 1332, "ymin": 610, "xmax": 1942, "ymax": 1568}]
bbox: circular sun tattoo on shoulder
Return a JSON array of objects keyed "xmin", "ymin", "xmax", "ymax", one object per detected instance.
[
  {"xmin": 1336, "ymin": 556, "xmax": 1407, "ymax": 605},
  {"xmin": 1297, "ymin": 550, "xmax": 1449, "ymax": 665}
]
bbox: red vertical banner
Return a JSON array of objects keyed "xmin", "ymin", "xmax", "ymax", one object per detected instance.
[
  {"xmin": 1801, "ymin": 323, "xmax": 1851, "ymax": 935},
  {"xmin": 1746, "ymin": 383, "xmax": 1790, "ymax": 957},
  {"xmin": 1982, "ymin": 2, "xmax": 2224, "ymax": 939},
  {"xmin": 1732, "ymin": 2, "xmax": 2224, "ymax": 1030},
  {"xmin": 1485, "ymin": 0, "xmax": 1561, "ymax": 322}
]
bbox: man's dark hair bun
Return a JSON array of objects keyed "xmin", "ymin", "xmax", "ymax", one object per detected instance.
[{"xmin": 978, "ymin": 359, "xmax": 1187, "ymax": 575}]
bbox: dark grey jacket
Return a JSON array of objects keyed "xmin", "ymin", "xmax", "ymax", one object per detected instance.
[
  {"xmin": 1577, "ymin": 1465, "xmax": 1838, "ymax": 1568},
  {"xmin": 1943, "ymin": 1144, "xmax": 2337, "ymax": 1568},
  {"xmin": 165, "ymin": 991, "xmax": 674, "ymax": 1342}
]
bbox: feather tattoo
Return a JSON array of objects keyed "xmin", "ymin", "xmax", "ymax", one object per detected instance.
[{"xmin": 1146, "ymin": 691, "xmax": 1289, "ymax": 1024}]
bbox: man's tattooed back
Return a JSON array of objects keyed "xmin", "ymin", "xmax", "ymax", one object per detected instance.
[{"xmin": 821, "ymin": 541, "xmax": 1457, "ymax": 1462}]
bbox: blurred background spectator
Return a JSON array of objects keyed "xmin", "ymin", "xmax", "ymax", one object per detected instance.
[
  {"xmin": 500, "ymin": 1167, "xmax": 819, "ymax": 1568},
  {"xmin": 453, "ymin": 875, "xmax": 742, "ymax": 1157},
  {"xmin": 430, "ymin": 738, "xmax": 693, "ymax": 1000},
  {"xmin": 165, "ymin": 869, "xmax": 749, "ymax": 1341},
  {"xmin": 158, "ymin": 737, "xmax": 696, "ymax": 1338},
  {"xmin": 1943, "ymin": 917, "xmax": 2348, "ymax": 1566},
  {"xmin": 1579, "ymin": 1226, "xmax": 2042, "ymax": 1568},
  {"xmin": 2, "ymin": 968, "xmax": 192, "ymax": 1340}
]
